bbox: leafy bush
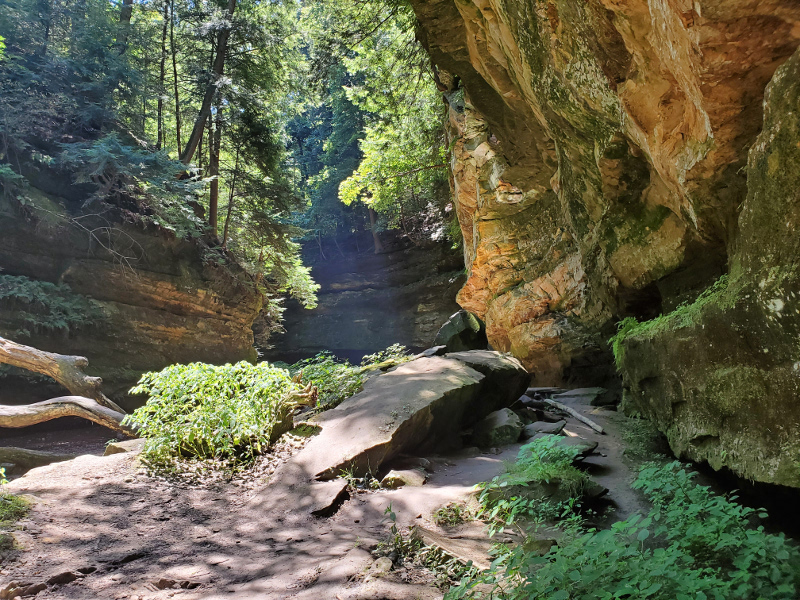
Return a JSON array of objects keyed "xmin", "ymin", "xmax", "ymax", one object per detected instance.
[
  {"xmin": 0, "ymin": 274, "xmax": 105, "ymax": 338},
  {"xmin": 475, "ymin": 436, "xmax": 590, "ymax": 534},
  {"xmin": 448, "ymin": 461, "xmax": 800, "ymax": 599},
  {"xmin": 290, "ymin": 352, "xmax": 365, "ymax": 410},
  {"xmin": 124, "ymin": 361, "xmax": 301, "ymax": 465},
  {"xmin": 360, "ymin": 343, "xmax": 411, "ymax": 366}
]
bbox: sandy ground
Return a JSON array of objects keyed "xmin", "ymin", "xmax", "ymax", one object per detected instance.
[{"xmin": 1, "ymin": 397, "xmax": 649, "ymax": 600}]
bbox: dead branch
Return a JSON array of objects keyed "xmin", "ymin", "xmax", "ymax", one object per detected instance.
[
  {"xmin": 0, "ymin": 396, "xmax": 136, "ymax": 437},
  {"xmin": 0, "ymin": 336, "xmax": 125, "ymax": 413}
]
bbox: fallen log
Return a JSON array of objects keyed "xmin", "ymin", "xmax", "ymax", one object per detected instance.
[
  {"xmin": 0, "ymin": 396, "xmax": 137, "ymax": 437},
  {"xmin": 542, "ymin": 398, "xmax": 605, "ymax": 434},
  {"xmin": 0, "ymin": 336, "xmax": 125, "ymax": 413}
]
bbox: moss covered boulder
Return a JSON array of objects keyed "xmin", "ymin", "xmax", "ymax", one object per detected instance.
[{"xmin": 615, "ymin": 49, "xmax": 800, "ymax": 488}]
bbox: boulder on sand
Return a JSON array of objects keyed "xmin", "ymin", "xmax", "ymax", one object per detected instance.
[
  {"xmin": 434, "ymin": 310, "xmax": 488, "ymax": 352},
  {"xmin": 471, "ymin": 408, "xmax": 524, "ymax": 448}
]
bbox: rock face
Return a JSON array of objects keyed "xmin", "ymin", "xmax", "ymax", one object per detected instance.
[
  {"xmin": 0, "ymin": 181, "xmax": 261, "ymax": 409},
  {"xmin": 616, "ymin": 50, "xmax": 800, "ymax": 488},
  {"xmin": 410, "ymin": 0, "xmax": 800, "ymax": 381},
  {"xmin": 433, "ymin": 309, "xmax": 488, "ymax": 352},
  {"xmin": 263, "ymin": 233, "xmax": 464, "ymax": 362},
  {"xmin": 409, "ymin": 0, "xmax": 800, "ymax": 485}
]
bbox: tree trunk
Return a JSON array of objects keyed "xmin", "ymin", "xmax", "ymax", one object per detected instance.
[
  {"xmin": 156, "ymin": 0, "xmax": 169, "ymax": 150},
  {"xmin": 179, "ymin": 0, "xmax": 237, "ymax": 164},
  {"xmin": 222, "ymin": 147, "xmax": 239, "ymax": 247},
  {"xmin": 0, "ymin": 448, "xmax": 76, "ymax": 476},
  {"xmin": 170, "ymin": 0, "xmax": 182, "ymax": 152},
  {"xmin": 0, "ymin": 397, "xmax": 136, "ymax": 437},
  {"xmin": 368, "ymin": 208, "xmax": 384, "ymax": 254},
  {"xmin": 117, "ymin": 0, "xmax": 133, "ymax": 55},
  {"xmin": 0, "ymin": 337, "xmax": 124, "ymax": 413},
  {"xmin": 208, "ymin": 103, "xmax": 222, "ymax": 236}
]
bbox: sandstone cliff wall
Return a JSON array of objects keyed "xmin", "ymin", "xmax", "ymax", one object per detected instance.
[
  {"xmin": 410, "ymin": 0, "xmax": 800, "ymax": 485},
  {"xmin": 0, "ymin": 183, "xmax": 261, "ymax": 409}
]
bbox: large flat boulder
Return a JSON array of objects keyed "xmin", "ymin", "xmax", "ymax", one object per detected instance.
[{"xmin": 290, "ymin": 351, "xmax": 528, "ymax": 481}]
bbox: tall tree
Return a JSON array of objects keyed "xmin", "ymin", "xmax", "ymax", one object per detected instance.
[{"xmin": 179, "ymin": 0, "xmax": 236, "ymax": 164}]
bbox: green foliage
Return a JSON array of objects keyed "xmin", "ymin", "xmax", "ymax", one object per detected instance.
[
  {"xmin": 448, "ymin": 461, "xmax": 800, "ymax": 600},
  {"xmin": 0, "ymin": 492, "xmax": 28, "ymax": 526},
  {"xmin": 360, "ymin": 343, "xmax": 411, "ymax": 366},
  {"xmin": 475, "ymin": 437, "xmax": 589, "ymax": 535},
  {"xmin": 0, "ymin": 275, "xmax": 105, "ymax": 338},
  {"xmin": 124, "ymin": 361, "xmax": 301, "ymax": 466},
  {"xmin": 290, "ymin": 345, "xmax": 411, "ymax": 411},
  {"xmin": 290, "ymin": 352, "xmax": 365, "ymax": 411},
  {"xmin": 610, "ymin": 274, "xmax": 731, "ymax": 368}
]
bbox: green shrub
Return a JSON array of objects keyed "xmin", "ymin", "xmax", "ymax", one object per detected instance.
[
  {"xmin": 475, "ymin": 436, "xmax": 590, "ymax": 534},
  {"xmin": 124, "ymin": 361, "xmax": 301, "ymax": 465},
  {"xmin": 290, "ymin": 344, "xmax": 411, "ymax": 411},
  {"xmin": 290, "ymin": 352, "xmax": 365, "ymax": 410},
  {"xmin": 448, "ymin": 461, "xmax": 800, "ymax": 599}
]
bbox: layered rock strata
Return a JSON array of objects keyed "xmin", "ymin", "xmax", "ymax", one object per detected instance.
[
  {"xmin": 263, "ymin": 234, "xmax": 464, "ymax": 363},
  {"xmin": 411, "ymin": 0, "xmax": 800, "ymax": 378},
  {"xmin": 0, "ymin": 190, "xmax": 261, "ymax": 409},
  {"xmin": 410, "ymin": 0, "xmax": 800, "ymax": 485}
]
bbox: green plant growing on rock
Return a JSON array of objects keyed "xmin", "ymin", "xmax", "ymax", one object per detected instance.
[
  {"xmin": 609, "ymin": 274, "xmax": 732, "ymax": 368},
  {"xmin": 476, "ymin": 436, "xmax": 590, "ymax": 535},
  {"xmin": 290, "ymin": 345, "xmax": 412, "ymax": 411},
  {"xmin": 124, "ymin": 361, "xmax": 304, "ymax": 466},
  {"xmin": 448, "ymin": 461, "xmax": 800, "ymax": 600},
  {"xmin": 0, "ymin": 468, "xmax": 29, "ymax": 557}
]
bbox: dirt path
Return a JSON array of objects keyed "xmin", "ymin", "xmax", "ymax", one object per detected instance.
[
  {"xmin": 1, "ymin": 394, "xmax": 652, "ymax": 600},
  {"xmin": 1, "ymin": 439, "xmax": 530, "ymax": 599}
]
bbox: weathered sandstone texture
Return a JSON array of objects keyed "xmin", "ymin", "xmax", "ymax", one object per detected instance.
[
  {"xmin": 0, "ymin": 178, "xmax": 261, "ymax": 409},
  {"xmin": 410, "ymin": 0, "xmax": 800, "ymax": 484}
]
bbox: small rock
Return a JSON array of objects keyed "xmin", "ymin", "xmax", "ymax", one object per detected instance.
[
  {"xmin": 418, "ymin": 346, "xmax": 447, "ymax": 358},
  {"xmin": 20, "ymin": 583, "xmax": 47, "ymax": 596},
  {"xmin": 551, "ymin": 387, "xmax": 611, "ymax": 406},
  {"xmin": 103, "ymin": 439, "xmax": 146, "ymax": 457},
  {"xmin": 47, "ymin": 571, "xmax": 79, "ymax": 585},
  {"xmin": 471, "ymin": 408, "xmax": 523, "ymax": 448},
  {"xmin": 368, "ymin": 557, "xmax": 393, "ymax": 577},
  {"xmin": 381, "ymin": 468, "xmax": 427, "ymax": 489},
  {"xmin": 522, "ymin": 420, "xmax": 566, "ymax": 438},
  {"xmin": 433, "ymin": 310, "xmax": 488, "ymax": 352},
  {"xmin": 525, "ymin": 387, "xmax": 567, "ymax": 396},
  {"xmin": 154, "ymin": 578, "xmax": 178, "ymax": 590},
  {"xmin": 0, "ymin": 581, "xmax": 23, "ymax": 600}
]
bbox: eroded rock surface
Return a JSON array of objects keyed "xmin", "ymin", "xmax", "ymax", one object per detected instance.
[
  {"xmin": 617, "ymin": 49, "xmax": 800, "ymax": 488},
  {"xmin": 409, "ymin": 0, "xmax": 800, "ymax": 384},
  {"xmin": 0, "ymin": 190, "xmax": 261, "ymax": 408},
  {"xmin": 409, "ymin": 0, "xmax": 800, "ymax": 486}
]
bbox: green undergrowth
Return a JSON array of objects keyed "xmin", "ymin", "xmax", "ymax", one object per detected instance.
[
  {"xmin": 0, "ymin": 468, "xmax": 29, "ymax": 558},
  {"xmin": 610, "ymin": 274, "xmax": 731, "ymax": 367},
  {"xmin": 287, "ymin": 343, "xmax": 411, "ymax": 410},
  {"xmin": 0, "ymin": 274, "xmax": 105, "ymax": 338},
  {"xmin": 476, "ymin": 436, "xmax": 591, "ymax": 536},
  {"xmin": 447, "ymin": 461, "xmax": 800, "ymax": 599},
  {"xmin": 125, "ymin": 345, "xmax": 412, "ymax": 471},
  {"xmin": 124, "ymin": 361, "xmax": 302, "ymax": 467},
  {"xmin": 377, "ymin": 504, "xmax": 480, "ymax": 589}
]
